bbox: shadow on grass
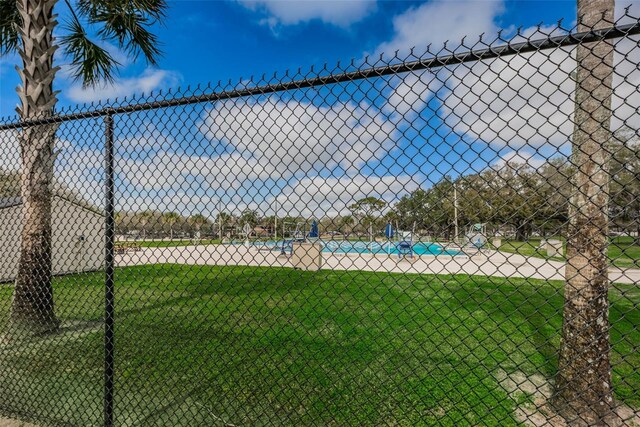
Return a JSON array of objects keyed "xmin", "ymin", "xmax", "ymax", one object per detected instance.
[{"xmin": 0, "ymin": 264, "xmax": 638, "ymax": 426}]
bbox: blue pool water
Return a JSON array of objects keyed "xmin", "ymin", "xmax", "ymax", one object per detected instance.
[
  {"xmin": 323, "ymin": 240, "xmax": 459, "ymax": 255},
  {"xmin": 239, "ymin": 239, "xmax": 460, "ymax": 256}
]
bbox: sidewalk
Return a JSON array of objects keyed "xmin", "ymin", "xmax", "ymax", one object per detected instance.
[{"xmin": 116, "ymin": 244, "xmax": 640, "ymax": 285}]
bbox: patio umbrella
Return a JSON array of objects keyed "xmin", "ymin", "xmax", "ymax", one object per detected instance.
[
  {"xmin": 385, "ymin": 223, "xmax": 394, "ymax": 239},
  {"xmin": 385, "ymin": 223, "xmax": 394, "ymax": 254},
  {"xmin": 309, "ymin": 220, "xmax": 319, "ymax": 238}
]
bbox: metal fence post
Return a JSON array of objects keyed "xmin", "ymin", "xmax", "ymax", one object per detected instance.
[{"xmin": 104, "ymin": 113, "xmax": 115, "ymax": 427}]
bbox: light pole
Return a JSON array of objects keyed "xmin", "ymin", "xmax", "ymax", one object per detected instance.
[
  {"xmin": 217, "ymin": 200, "xmax": 222, "ymax": 239},
  {"xmin": 454, "ymin": 182, "xmax": 459, "ymax": 243},
  {"xmin": 274, "ymin": 199, "xmax": 278, "ymax": 240}
]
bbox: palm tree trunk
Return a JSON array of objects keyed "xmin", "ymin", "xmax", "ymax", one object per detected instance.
[
  {"xmin": 10, "ymin": 0, "xmax": 60, "ymax": 334},
  {"xmin": 553, "ymin": 0, "xmax": 615, "ymax": 424}
]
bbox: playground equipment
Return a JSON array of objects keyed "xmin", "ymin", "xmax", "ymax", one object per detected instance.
[
  {"xmin": 381, "ymin": 221, "xmax": 417, "ymax": 259},
  {"xmin": 308, "ymin": 220, "xmax": 319, "ymax": 239},
  {"xmin": 465, "ymin": 223, "xmax": 487, "ymax": 249},
  {"xmin": 397, "ymin": 240, "xmax": 414, "ymax": 258},
  {"xmin": 279, "ymin": 221, "xmax": 307, "ymax": 255},
  {"xmin": 395, "ymin": 222, "xmax": 416, "ymax": 259},
  {"xmin": 286, "ymin": 222, "xmax": 306, "ymax": 240},
  {"xmin": 242, "ymin": 223, "xmax": 252, "ymax": 246}
]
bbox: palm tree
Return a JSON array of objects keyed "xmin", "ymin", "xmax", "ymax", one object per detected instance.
[
  {"xmin": 138, "ymin": 210, "xmax": 153, "ymax": 240},
  {"xmin": 215, "ymin": 211, "xmax": 231, "ymax": 238},
  {"xmin": 163, "ymin": 211, "xmax": 180, "ymax": 240},
  {"xmin": 114, "ymin": 211, "xmax": 123, "ymax": 235},
  {"xmin": 239, "ymin": 209, "xmax": 259, "ymax": 228},
  {"xmin": 1, "ymin": 0, "xmax": 167, "ymax": 334},
  {"xmin": 189, "ymin": 214, "xmax": 208, "ymax": 240},
  {"xmin": 553, "ymin": 0, "xmax": 616, "ymax": 425}
]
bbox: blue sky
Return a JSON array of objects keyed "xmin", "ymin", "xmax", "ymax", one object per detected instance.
[
  {"xmin": 0, "ymin": 0, "xmax": 590, "ymax": 116},
  {"xmin": 1, "ymin": 1, "xmax": 639, "ymax": 219}
]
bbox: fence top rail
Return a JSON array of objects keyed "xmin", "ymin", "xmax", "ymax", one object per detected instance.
[{"xmin": 1, "ymin": 19, "xmax": 640, "ymax": 131}]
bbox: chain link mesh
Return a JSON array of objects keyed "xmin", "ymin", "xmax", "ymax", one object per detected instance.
[{"xmin": 1, "ymin": 12, "xmax": 640, "ymax": 427}]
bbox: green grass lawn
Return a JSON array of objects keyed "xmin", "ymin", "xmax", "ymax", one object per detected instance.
[
  {"xmin": 609, "ymin": 236, "xmax": 640, "ymax": 268},
  {"xmin": 0, "ymin": 265, "xmax": 638, "ymax": 426},
  {"xmin": 494, "ymin": 239, "xmax": 565, "ymax": 263},
  {"xmin": 495, "ymin": 236, "xmax": 640, "ymax": 269}
]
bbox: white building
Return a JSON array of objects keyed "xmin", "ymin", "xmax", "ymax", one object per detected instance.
[{"xmin": 0, "ymin": 196, "xmax": 105, "ymax": 282}]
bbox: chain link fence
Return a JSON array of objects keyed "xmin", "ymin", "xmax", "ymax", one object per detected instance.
[{"xmin": 1, "ymin": 11, "xmax": 640, "ymax": 427}]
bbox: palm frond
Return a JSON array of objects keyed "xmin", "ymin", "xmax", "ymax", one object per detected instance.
[
  {"xmin": 60, "ymin": 14, "xmax": 121, "ymax": 87},
  {"xmin": 0, "ymin": 0, "xmax": 21, "ymax": 55},
  {"xmin": 131, "ymin": 0, "xmax": 167, "ymax": 20},
  {"xmin": 77, "ymin": 0, "xmax": 167, "ymax": 65},
  {"xmin": 77, "ymin": 0, "xmax": 166, "ymax": 21}
]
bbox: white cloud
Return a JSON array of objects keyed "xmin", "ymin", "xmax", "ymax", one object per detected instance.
[
  {"xmin": 116, "ymin": 151, "xmax": 262, "ymax": 193},
  {"xmin": 376, "ymin": 25, "xmax": 575, "ymax": 151},
  {"xmin": 101, "ymin": 41, "xmax": 131, "ymax": 68},
  {"xmin": 490, "ymin": 150, "xmax": 546, "ymax": 171},
  {"xmin": 611, "ymin": 35, "xmax": 640, "ymax": 131},
  {"xmin": 373, "ymin": 0, "xmax": 505, "ymax": 59},
  {"xmin": 510, "ymin": 24, "xmax": 567, "ymax": 42},
  {"xmin": 200, "ymin": 98, "xmax": 396, "ymax": 177},
  {"xmin": 383, "ymin": 70, "xmax": 442, "ymax": 122},
  {"xmin": 237, "ymin": 0, "xmax": 376, "ymax": 28},
  {"xmin": 117, "ymin": 124, "xmax": 175, "ymax": 152},
  {"xmin": 615, "ymin": 1, "xmax": 640, "ymax": 23},
  {"xmin": 109, "ymin": 94, "xmax": 408, "ymax": 217},
  {"xmin": 115, "ymin": 96, "xmax": 399, "ymax": 208},
  {"xmin": 270, "ymin": 174, "xmax": 418, "ymax": 217},
  {"xmin": 375, "ymin": 12, "xmax": 640, "ymax": 161},
  {"xmin": 369, "ymin": 0, "xmax": 507, "ymax": 135},
  {"xmin": 112, "ymin": 152, "xmax": 420, "ymax": 218},
  {"xmin": 0, "ymin": 130, "xmax": 105, "ymax": 208},
  {"xmin": 117, "ymin": 152, "xmax": 194, "ymax": 192},
  {"xmin": 65, "ymin": 68, "xmax": 181, "ymax": 103},
  {"xmin": 54, "ymin": 144, "xmax": 105, "ymax": 207},
  {"xmin": 438, "ymin": 31, "xmax": 640, "ymax": 150},
  {"xmin": 441, "ymin": 44, "xmax": 577, "ymax": 150}
]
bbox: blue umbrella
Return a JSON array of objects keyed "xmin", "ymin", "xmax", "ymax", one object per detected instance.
[
  {"xmin": 309, "ymin": 220, "xmax": 319, "ymax": 238},
  {"xmin": 385, "ymin": 223, "xmax": 394, "ymax": 239}
]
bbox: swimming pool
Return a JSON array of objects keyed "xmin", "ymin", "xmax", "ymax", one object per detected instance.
[
  {"xmin": 323, "ymin": 240, "xmax": 459, "ymax": 255},
  {"xmin": 240, "ymin": 239, "xmax": 460, "ymax": 256}
]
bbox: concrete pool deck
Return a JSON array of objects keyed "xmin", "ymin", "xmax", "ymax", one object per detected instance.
[{"xmin": 116, "ymin": 244, "xmax": 640, "ymax": 285}]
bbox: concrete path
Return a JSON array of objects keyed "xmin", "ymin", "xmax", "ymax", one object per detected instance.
[{"xmin": 116, "ymin": 244, "xmax": 640, "ymax": 285}]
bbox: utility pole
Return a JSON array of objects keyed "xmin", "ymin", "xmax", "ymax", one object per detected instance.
[
  {"xmin": 274, "ymin": 199, "xmax": 278, "ymax": 240},
  {"xmin": 218, "ymin": 200, "xmax": 222, "ymax": 239}
]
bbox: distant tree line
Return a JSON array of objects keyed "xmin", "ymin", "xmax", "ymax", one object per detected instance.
[
  {"xmin": 392, "ymin": 131, "xmax": 640, "ymax": 241},
  {"xmin": 393, "ymin": 159, "xmax": 569, "ymax": 241},
  {"xmin": 3, "ymin": 131, "xmax": 637, "ymax": 243},
  {"xmin": 114, "ymin": 208, "xmax": 308, "ymax": 240}
]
